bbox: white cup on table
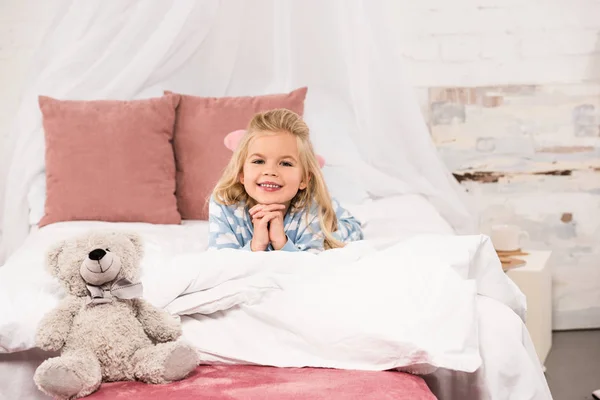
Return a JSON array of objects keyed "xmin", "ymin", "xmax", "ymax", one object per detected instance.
[{"xmin": 491, "ymin": 224, "xmax": 529, "ymax": 251}]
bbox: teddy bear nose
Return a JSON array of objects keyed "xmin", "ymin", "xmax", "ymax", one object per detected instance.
[{"xmin": 89, "ymin": 249, "xmax": 106, "ymax": 261}]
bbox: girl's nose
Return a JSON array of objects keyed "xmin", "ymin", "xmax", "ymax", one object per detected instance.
[{"xmin": 262, "ymin": 165, "xmax": 278, "ymax": 176}]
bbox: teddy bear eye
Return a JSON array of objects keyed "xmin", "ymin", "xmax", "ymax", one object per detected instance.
[{"xmin": 105, "ymin": 248, "xmax": 110, "ymax": 252}]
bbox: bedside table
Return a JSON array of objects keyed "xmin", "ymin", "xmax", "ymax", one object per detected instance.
[{"xmin": 506, "ymin": 250, "xmax": 552, "ymax": 367}]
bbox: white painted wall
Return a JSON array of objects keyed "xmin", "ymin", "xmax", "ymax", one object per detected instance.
[{"xmin": 0, "ymin": 1, "xmax": 599, "ymax": 329}]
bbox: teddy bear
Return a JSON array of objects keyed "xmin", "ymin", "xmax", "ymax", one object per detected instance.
[{"xmin": 33, "ymin": 230, "xmax": 199, "ymax": 399}]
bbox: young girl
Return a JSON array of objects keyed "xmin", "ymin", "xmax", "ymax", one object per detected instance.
[{"xmin": 208, "ymin": 108, "xmax": 363, "ymax": 253}]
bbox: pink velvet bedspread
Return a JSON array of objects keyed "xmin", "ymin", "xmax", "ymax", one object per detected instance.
[{"xmin": 87, "ymin": 365, "xmax": 436, "ymax": 399}]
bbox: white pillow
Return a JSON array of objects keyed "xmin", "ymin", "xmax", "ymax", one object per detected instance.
[{"xmin": 27, "ymin": 172, "xmax": 46, "ymax": 226}]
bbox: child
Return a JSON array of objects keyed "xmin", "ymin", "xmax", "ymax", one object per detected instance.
[{"xmin": 208, "ymin": 108, "xmax": 363, "ymax": 253}]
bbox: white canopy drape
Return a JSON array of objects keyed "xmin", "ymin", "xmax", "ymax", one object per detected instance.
[{"xmin": 0, "ymin": 0, "xmax": 476, "ymax": 265}]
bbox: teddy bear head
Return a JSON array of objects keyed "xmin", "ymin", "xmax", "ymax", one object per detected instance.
[{"xmin": 46, "ymin": 231, "xmax": 144, "ymax": 297}]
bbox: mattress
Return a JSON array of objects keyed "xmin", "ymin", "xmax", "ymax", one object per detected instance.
[{"xmin": 0, "ymin": 194, "xmax": 552, "ymax": 400}]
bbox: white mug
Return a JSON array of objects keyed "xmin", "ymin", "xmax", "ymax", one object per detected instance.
[{"xmin": 490, "ymin": 224, "xmax": 529, "ymax": 251}]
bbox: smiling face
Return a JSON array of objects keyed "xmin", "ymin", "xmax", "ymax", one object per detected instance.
[{"xmin": 239, "ymin": 131, "xmax": 307, "ymax": 207}]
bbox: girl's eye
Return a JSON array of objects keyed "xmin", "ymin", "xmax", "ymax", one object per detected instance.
[
  {"xmin": 281, "ymin": 161, "xmax": 293, "ymax": 167},
  {"xmin": 251, "ymin": 159, "xmax": 264, "ymax": 165}
]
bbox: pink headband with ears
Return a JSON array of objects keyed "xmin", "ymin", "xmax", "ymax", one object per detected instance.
[{"xmin": 223, "ymin": 129, "xmax": 326, "ymax": 168}]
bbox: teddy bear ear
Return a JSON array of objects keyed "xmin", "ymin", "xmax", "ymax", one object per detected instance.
[
  {"xmin": 223, "ymin": 130, "xmax": 246, "ymax": 151},
  {"xmin": 124, "ymin": 232, "xmax": 144, "ymax": 257},
  {"xmin": 46, "ymin": 240, "xmax": 65, "ymax": 277}
]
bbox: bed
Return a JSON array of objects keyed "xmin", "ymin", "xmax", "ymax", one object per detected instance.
[
  {"xmin": 0, "ymin": 1, "xmax": 552, "ymax": 399},
  {"xmin": 0, "ymin": 194, "xmax": 552, "ymax": 400}
]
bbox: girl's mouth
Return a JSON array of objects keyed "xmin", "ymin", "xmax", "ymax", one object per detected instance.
[{"xmin": 258, "ymin": 182, "xmax": 282, "ymax": 192}]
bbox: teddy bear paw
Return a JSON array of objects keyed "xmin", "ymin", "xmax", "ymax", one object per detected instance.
[
  {"xmin": 34, "ymin": 353, "xmax": 102, "ymax": 400},
  {"xmin": 133, "ymin": 341, "xmax": 198, "ymax": 384},
  {"xmin": 159, "ymin": 321, "xmax": 183, "ymax": 342},
  {"xmin": 35, "ymin": 363, "xmax": 84, "ymax": 399},
  {"xmin": 36, "ymin": 327, "xmax": 68, "ymax": 352},
  {"xmin": 163, "ymin": 342, "xmax": 199, "ymax": 382}
]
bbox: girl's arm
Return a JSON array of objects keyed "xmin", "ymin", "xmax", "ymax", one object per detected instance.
[
  {"xmin": 287, "ymin": 199, "xmax": 364, "ymax": 253},
  {"xmin": 286, "ymin": 212, "xmax": 325, "ymax": 253},
  {"xmin": 332, "ymin": 198, "xmax": 364, "ymax": 243},
  {"xmin": 208, "ymin": 197, "xmax": 245, "ymax": 250}
]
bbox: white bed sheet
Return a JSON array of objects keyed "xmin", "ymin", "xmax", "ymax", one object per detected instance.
[{"xmin": 0, "ymin": 194, "xmax": 551, "ymax": 400}]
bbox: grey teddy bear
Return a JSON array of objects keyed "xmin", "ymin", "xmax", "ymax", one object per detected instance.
[{"xmin": 34, "ymin": 231, "xmax": 199, "ymax": 399}]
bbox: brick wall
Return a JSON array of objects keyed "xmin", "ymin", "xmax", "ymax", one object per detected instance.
[
  {"xmin": 1, "ymin": 1, "xmax": 599, "ymax": 329},
  {"xmin": 385, "ymin": 0, "xmax": 600, "ymax": 330},
  {"xmin": 385, "ymin": 0, "xmax": 600, "ymax": 86},
  {"xmin": 427, "ymin": 84, "xmax": 600, "ymax": 330}
]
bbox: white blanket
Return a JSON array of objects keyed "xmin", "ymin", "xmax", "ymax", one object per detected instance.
[
  {"xmin": 162, "ymin": 242, "xmax": 481, "ymax": 374},
  {"xmin": 147, "ymin": 236, "xmax": 525, "ymax": 374},
  {"xmin": 0, "ymin": 226, "xmax": 525, "ymax": 376}
]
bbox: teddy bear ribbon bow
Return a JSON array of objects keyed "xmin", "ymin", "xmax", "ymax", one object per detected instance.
[{"xmin": 86, "ymin": 278, "xmax": 144, "ymax": 305}]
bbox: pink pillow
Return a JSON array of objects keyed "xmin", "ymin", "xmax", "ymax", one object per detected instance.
[
  {"xmin": 167, "ymin": 87, "xmax": 308, "ymax": 220},
  {"xmin": 39, "ymin": 94, "xmax": 182, "ymax": 227}
]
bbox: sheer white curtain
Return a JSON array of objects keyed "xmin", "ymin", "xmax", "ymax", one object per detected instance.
[
  {"xmin": 0, "ymin": 0, "xmax": 476, "ymax": 264},
  {"xmin": 0, "ymin": 0, "xmax": 219, "ymax": 263}
]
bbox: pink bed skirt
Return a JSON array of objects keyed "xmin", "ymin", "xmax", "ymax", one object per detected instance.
[{"xmin": 87, "ymin": 365, "xmax": 436, "ymax": 400}]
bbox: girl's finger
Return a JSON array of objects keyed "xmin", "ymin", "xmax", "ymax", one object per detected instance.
[
  {"xmin": 254, "ymin": 216, "xmax": 268, "ymax": 227},
  {"xmin": 252, "ymin": 205, "xmax": 284, "ymax": 220},
  {"xmin": 263, "ymin": 211, "xmax": 281, "ymax": 222},
  {"xmin": 258, "ymin": 215, "xmax": 274, "ymax": 228},
  {"xmin": 255, "ymin": 204, "xmax": 285, "ymax": 215},
  {"xmin": 270, "ymin": 210, "xmax": 283, "ymax": 219},
  {"xmin": 249, "ymin": 204, "xmax": 263, "ymax": 216}
]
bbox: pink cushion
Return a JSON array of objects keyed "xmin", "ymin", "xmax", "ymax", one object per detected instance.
[
  {"xmin": 87, "ymin": 365, "xmax": 436, "ymax": 400},
  {"xmin": 167, "ymin": 87, "xmax": 308, "ymax": 220},
  {"xmin": 39, "ymin": 94, "xmax": 182, "ymax": 227}
]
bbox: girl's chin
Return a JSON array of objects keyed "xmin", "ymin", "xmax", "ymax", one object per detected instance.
[{"xmin": 250, "ymin": 194, "xmax": 293, "ymax": 205}]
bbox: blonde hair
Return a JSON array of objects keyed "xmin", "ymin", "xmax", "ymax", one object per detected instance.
[{"xmin": 213, "ymin": 108, "xmax": 344, "ymax": 250}]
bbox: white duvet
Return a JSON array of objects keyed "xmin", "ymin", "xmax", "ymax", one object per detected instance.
[
  {"xmin": 154, "ymin": 241, "xmax": 482, "ymax": 374},
  {"xmin": 0, "ymin": 223, "xmax": 524, "ymax": 379}
]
